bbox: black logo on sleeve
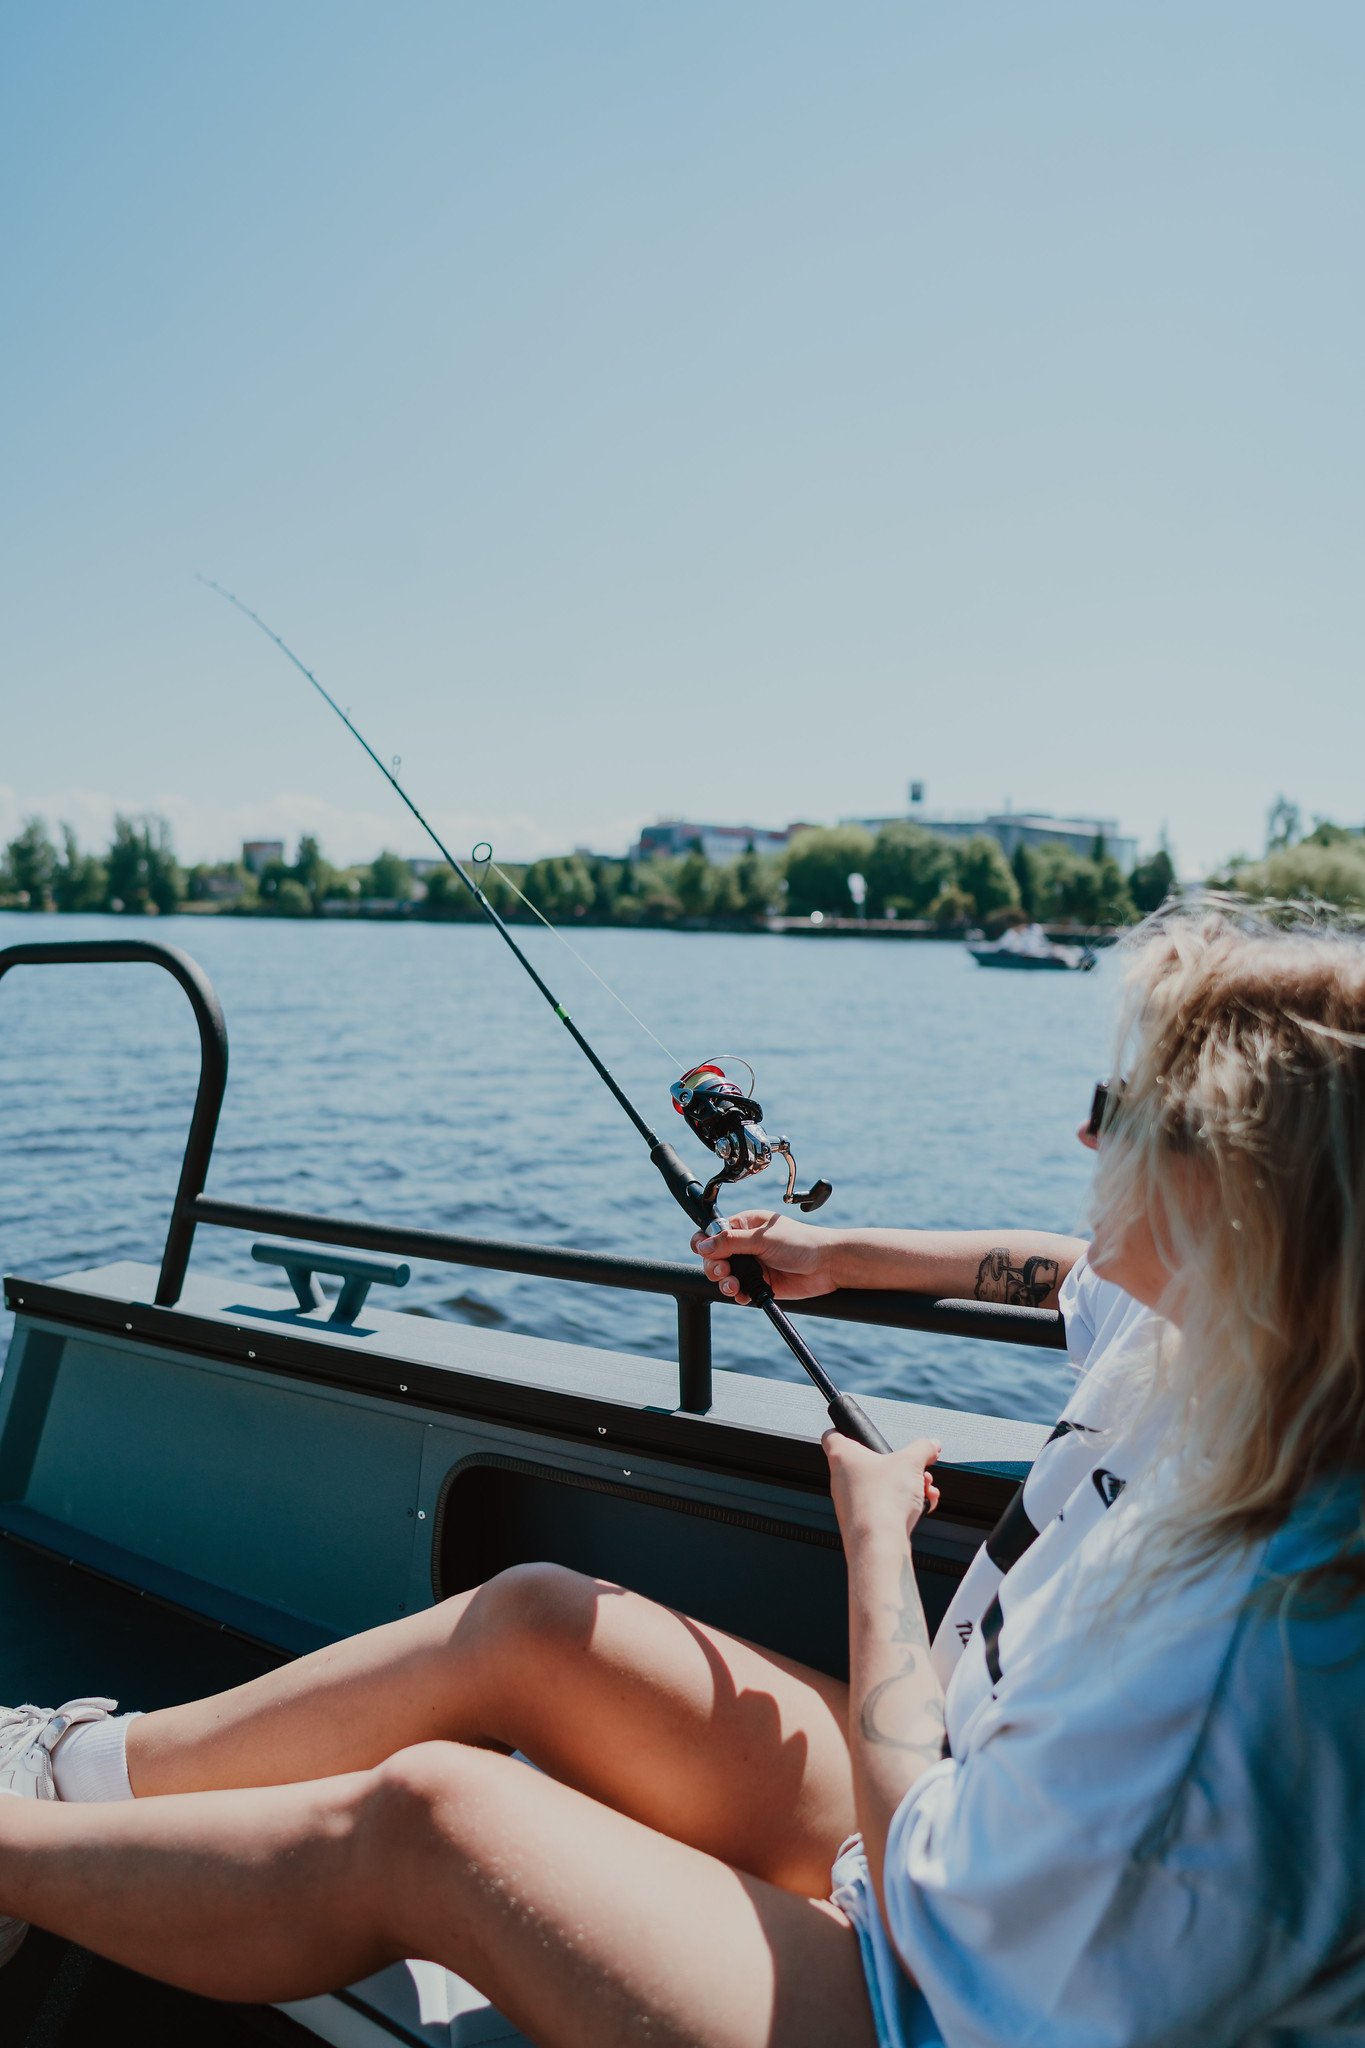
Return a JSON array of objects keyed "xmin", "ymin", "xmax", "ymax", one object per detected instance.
[{"xmin": 1092, "ymin": 1468, "xmax": 1127, "ymax": 1508}]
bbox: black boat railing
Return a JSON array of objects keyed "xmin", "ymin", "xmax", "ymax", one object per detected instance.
[
  {"xmin": 0, "ymin": 938, "xmax": 229, "ymax": 1307},
  {"xmin": 0, "ymin": 938, "xmax": 1066, "ymax": 1417}
]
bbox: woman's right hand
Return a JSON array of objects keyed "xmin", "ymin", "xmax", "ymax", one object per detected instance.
[{"xmin": 690, "ymin": 1211, "xmax": 838, "ymax": 1304}]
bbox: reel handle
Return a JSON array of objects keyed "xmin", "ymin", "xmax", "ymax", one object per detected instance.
[{"xmin": 826, "ymin": 1392, "xmax": 893, "ymax": 1454}]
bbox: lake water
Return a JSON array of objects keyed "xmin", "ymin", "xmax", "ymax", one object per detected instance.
[{"xmin": 0, "ymin": 911, "xmax": 1122, "ymax": 1424}]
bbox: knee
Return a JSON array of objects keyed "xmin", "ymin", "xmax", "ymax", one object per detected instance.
[
  {"xmin": 356, "ymin": 1743, "xmax": 488, "ymax": 1897},
  {"xmin": 442, "ymin": 1560, "xmax": 601, "ymax": 1662}
]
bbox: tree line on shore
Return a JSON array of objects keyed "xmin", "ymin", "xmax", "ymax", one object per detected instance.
[
  {"xmin": 4, "ymin": 796, "xmax": 1361, "ymax": 929},
  {"xmin": 0, "ymin": 811, "xmax": 1179, "ymax": 928},
  {"xmin": 1205, "ymin": 797, "xmax": 1365, "ymax": 914}
]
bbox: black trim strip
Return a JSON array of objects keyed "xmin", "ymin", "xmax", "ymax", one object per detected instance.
[
  {"xmin": 983, "ymin": 1487, "xmax": 1039, "ymax": 1574},
  {"xmin": 980, "ymin": 1593, "xmax": 1005, "ymax": 1685}
]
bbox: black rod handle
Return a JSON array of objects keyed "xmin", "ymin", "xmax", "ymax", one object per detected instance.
[
  {"xmin": 727, "ymin": 1252, "xmax": 773, "ymax": 1305},
  {"xmin": 826, "ymin": 1392, "xmax": 893, "ymax": 1454}
]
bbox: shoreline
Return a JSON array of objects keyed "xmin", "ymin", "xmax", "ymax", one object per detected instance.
[{"xmin": 0, "ymin": 906, "xmax": 1124, "ymax": 945}]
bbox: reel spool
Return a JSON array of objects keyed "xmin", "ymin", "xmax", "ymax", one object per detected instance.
[{"xmin": 670, "ymin": 1059, "xmax": 832, "ymax": 1214}]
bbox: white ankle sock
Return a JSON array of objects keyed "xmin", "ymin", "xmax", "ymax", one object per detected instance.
[{"xmin": 51, "ymin": 1712, "xmax": 142, "ymax": 1802}]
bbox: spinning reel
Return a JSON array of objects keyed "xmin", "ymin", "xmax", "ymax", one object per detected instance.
[{"xmin": 670, "ymin": 1060, "xmax": 833, "ymax": 1214}]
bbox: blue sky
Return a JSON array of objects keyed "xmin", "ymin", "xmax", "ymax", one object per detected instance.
[{"xmin": 2, "ymin": 2, "xmax": 1361, "ymax": 873}]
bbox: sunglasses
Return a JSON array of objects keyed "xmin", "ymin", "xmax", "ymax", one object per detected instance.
[
  {"xmin": 1086, "ymin": 1079, "xmax": 1124, "ymax": 1139},
  {"xmin": 1087, "ymin": 1079, "xmax": 1203, "ymax": 1151}
]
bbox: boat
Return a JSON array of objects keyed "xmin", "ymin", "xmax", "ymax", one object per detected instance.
[
  {"xmin": 0, "ymin": 937, "xmax": 1062, "ymax": 2045},
  {"xmin": 966, "ymin": 922, "xmax": 1095, "ymax": 971}
]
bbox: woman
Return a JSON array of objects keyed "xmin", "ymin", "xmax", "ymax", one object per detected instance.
[{"xmin": 2, "ymin": 911, "xmax": 1364, "ymax": 2046}]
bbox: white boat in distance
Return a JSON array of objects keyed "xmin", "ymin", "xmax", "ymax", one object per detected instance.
[{"xmin": 966, "ymin": 922, "xmax": 1096, "ymax": 972}]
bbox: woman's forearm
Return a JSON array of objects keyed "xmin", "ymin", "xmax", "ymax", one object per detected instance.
[
  {"xmin": 827, "ymin": 1436, "xmax": 947, "ymax": 1927},
  {"xmin": 823, "ymin": 1228, "xmax": 1085, "ymax": 1309},
  {"xmin": 847, "ymin": 1540, "xmax": 945, "ymax": 1933},
  {"xmin": 845, "ymin": 1527, "xmax": 945, "ymax": 1923},
  {"xmin": 695, "ymin": 1214, "xmax": 1086, "ymax": 1311}
]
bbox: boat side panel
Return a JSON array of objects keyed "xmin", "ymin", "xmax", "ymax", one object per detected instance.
[
  {"xmin": 5, "ymin": 1329, "xmax": 426, "ymax": 1640},
  {"xmin": 0, "ymin": 1325, "xmax": 65, "ymax": 1499},
  {"xmin": 1, "ymin": 1294, "xmax": 1006, "ymax": 1679}
]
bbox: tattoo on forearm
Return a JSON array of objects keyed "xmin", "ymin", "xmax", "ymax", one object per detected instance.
[
  {"xmin": 974, "ymin": 1248, "xmax": 1060, "ymax": 1308},
  {"xmin": 859, "ymin": 1672, "xmax": 947, "ymax": 1757},
  {"xmin": 859, "ymin": 1556, "xmax": 946, "ymax": 1757}
]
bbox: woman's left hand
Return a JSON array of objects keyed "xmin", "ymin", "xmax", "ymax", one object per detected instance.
[{"xmin": 824, "ymin": 1432, "xmax": 941, "ymax": 1551}]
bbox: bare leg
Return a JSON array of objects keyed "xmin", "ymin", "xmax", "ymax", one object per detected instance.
[
  {"xmin": 128, "ymin": 1566, "xmax": 853, "ymax": 1894},
  {"xmin": 1, "ymin": 1742, "xmax": 878, "ymax": 2048}
]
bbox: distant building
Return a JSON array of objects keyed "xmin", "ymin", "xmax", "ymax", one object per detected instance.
[
  {"xmin": 985, "ymin": 813, "xmax": 1136, "ymax": 872},
  {"xmin": 198, "ymin": 871, "xmax": 247, "ymax": 902},
  {"xmin": 242, "ymin": 840, "xmax": 284, "ymax": 875},
  {"xmin": 848, "ymin": 789, "xmax": 1136, "ymax": 873},
  {"xmin": 631, "ymin": 821, "xmax": 798, "ymax": 865}
]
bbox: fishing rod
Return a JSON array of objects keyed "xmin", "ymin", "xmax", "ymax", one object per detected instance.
[{"xmin": 199, "ymin": 576, "xmax": 891, "ymax": 1453}]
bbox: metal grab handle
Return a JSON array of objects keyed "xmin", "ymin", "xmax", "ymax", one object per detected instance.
[
  {"xmin": 251, "ymin": 1242, "xmax": 410, "ymax": 1325},
  {"xmin": 0, "ymin": 939, "xmax": 229, "ymax": 1307}
]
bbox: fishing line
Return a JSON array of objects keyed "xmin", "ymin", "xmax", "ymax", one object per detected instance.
[
  {"xmin": 199, "ymin": 574, "xmax": 674, "ymax": 1068},
  {"xmin": 199, "ymin": 575, "xmax": 892, "ymax": 1452},
  {"xmin": 196, "ymin": 575, "xmax": 660, "ymax": 1148},
  {"xmin": 477, "ymin": 849, "xmax": 681, "ymax": 1067}
]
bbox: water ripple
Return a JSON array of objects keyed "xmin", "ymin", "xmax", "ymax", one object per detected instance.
[{"xmin": 0, "ymin": 913, "xmax": 1118, "ymax": 1423}]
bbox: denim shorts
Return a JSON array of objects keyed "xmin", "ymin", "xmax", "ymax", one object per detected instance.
[{"xmin": 830, "ymin": 1838, "xmax": 944, "ymax": 2048}]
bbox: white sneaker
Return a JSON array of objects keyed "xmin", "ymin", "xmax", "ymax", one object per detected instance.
[{"xmin": 0, "ymin": 1698, "xmax": 118, "ymax": 1967}]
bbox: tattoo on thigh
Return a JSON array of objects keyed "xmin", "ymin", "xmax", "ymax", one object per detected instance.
[{"xmin": 974, "ymin": 1248, "xmax": 1060, "ymax": 1308}]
